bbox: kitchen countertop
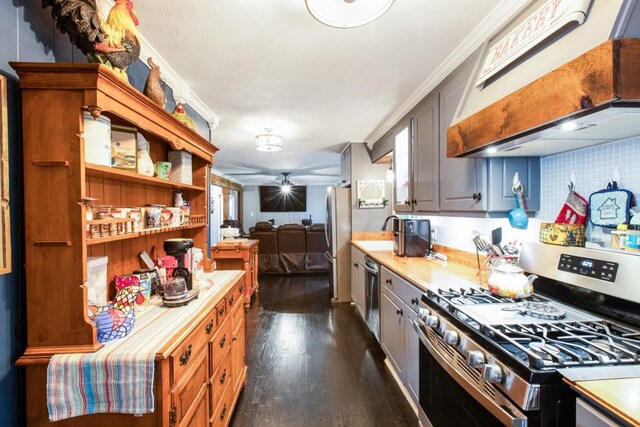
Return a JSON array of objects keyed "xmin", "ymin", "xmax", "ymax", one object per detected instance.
[
  {"xmin": 351, "ymin": 240, "xmax": 483, "ymax": 292},
  {"xmin": 351, "ymin": 239, "xmax": 640, "ymax": 426}
]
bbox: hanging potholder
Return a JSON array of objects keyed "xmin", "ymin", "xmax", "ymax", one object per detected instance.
[{"xmin": 588, "ymin": 182, "xmax": 635, "ymax": 228}]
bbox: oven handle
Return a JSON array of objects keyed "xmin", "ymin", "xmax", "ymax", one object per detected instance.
[{"xmin": 413, "ymin": 320, "xmax": 528, "ymax": 427}]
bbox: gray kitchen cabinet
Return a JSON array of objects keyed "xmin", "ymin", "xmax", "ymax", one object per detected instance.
[
  {"xmin": 351, "ymin": 246, "xmax": 366, "ymax": 320},
  {"xmin": 487, "ymin": 157, "xmax": 541, "ymax": 212},
  {"xmin": 393, "ymin": 120, "xmax": 413, "ymax": 212},
  {"xmin": 403, "ymin": 306, "xmax": 419, "ymax": 405},
  {"xmin": 413, "ymin": 95, "xmax": 440, "ymax": 212},
  {"xmin": 380, "ymin": 266, "xmax": 421, "ymax": 407},
  {"xmin": 439, "ymin": 67, "xmax": 487, "ymax": 212},
  {"xmin": 340, "ymin": 145, "xmax": 351, "ymax": 187},
  {"xmin": 381, "ymin": 285, "xmax": 404, "ymax": 377}
]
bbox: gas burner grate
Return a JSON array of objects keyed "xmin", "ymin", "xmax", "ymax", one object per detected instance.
[
  {"xmin": 484, "ymin": 321, "xmax": 640, "ymax": 369},
  {"xmin": 511, "ymin": 301, "xmax": 566, "ymax": 320},
  {"xmin": 430, "ymin": 287, "xmax": 546, "ymax": 306}
]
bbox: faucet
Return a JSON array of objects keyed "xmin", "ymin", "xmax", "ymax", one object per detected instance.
[{"xmin": 381, "ymin": 215, "xmax": 398, "ymax": 231}]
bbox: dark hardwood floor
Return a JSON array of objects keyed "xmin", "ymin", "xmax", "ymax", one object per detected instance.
[{"xmin": 230, "ymin": 274, "xmax": 418, "ymax": 427}]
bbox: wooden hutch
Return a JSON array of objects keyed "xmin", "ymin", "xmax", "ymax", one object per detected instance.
[{"xmin": 12, "ymin": 63, "xmax": 246, "ymax": 426}]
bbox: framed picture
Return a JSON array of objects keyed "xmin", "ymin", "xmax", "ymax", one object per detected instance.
[
  {"xmin": 357, "ymin": 180, "xmax": 387, "ymax": 209},
  {"xmin": 111, "ymin": 125, "xmax": 138, "ymax": 170},
  {"xmin": 0, "ymin": 76, "xmax": 11, "ymax": 274}
]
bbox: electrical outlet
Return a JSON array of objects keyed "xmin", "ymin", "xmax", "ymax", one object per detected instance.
[{"xmin": 431, "ymin": 227, "xmax": 437, "ymax": 243}]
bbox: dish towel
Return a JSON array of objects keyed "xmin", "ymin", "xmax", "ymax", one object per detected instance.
[{"xmin": 47, "ymin": 349, "xmax": 155, "ymax": 421}]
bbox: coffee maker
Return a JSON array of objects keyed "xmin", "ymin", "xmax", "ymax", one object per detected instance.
[{"xmin": 163, "ymin": 238, "xmax": 199, "ymax": 306}]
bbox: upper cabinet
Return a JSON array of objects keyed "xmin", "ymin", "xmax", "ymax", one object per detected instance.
[
  {"xmin": 386, "ymin": 51, "xmax": 541, "ymax": 214},
  {"xmin": 393, "ymin": 121, "xmax": 412, "ymax": 212}
]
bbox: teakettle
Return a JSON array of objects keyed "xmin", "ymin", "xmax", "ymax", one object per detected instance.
[{"xmin": 487, "ymin": 263, "xmax": 537, "ymax": 299}]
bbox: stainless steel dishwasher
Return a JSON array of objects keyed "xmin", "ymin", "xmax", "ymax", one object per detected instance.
[{"xmin": 363, "ymin": 255, "xmax": 380, "ymax": 343}]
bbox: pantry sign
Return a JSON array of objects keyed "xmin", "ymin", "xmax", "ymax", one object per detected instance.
[{"xmin": 476, "ymin": 0, "xmax": 591, "ymax": 87}]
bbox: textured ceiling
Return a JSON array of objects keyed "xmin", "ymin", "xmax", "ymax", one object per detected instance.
[{"xmin": 134, "ymin": 0, "xmax": 512, "ymax": 185}]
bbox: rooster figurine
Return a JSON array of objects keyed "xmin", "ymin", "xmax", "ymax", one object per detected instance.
[
  {"xmin": 42, "ymin": 0, "xmax": 141, "ymax": 82},
  {"xmin": 88, "ymin": 283, "xmax": 147, "ymax": 343}
]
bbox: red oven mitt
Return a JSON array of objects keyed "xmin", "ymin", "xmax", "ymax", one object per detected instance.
[{"xmin": 555, "ymin": 191, "xmax": 588, "ymax": 225}]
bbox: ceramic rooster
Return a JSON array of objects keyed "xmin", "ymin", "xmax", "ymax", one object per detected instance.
[
  {"xmin": 42, "ymin": 0, "xmax": 141, "ymax": 82},
  {"xmin": 88, "ymin": 283, "xmax": 147, "ymax": 343}
]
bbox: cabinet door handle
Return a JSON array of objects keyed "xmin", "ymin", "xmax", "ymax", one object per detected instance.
[
  {"xmin": 232, "ymin": 336, "xmax": 237, "ymax": 342},
  {"xmin": 219, "ymin": 403, "xmax": 227, "ymax": 421},
  {"xmin": 205, "ymin": 319, "xmax": 214, "ymax": 334},
  {"xmin": 404, "ymin": 200, "xmax": 411, "ymax": 205},
  {"xmin": 219, "ymin": 369, "xmax": 227, "ymax": 385},
  {"xmin": 411, "ymin": 298, "xmax": 418, "ymax": 305},
  {"xmin": 179, "ymin": 344, "xmax": 192, "ymax": 366},
  {"xmin": 472, "ymin": 192, "xmax": 482, "ymax": 201},
  {"xmin": 412, "ymin": 199, "xmax": 417, "ymax": 205},
  {"xmin": 220, "ymin": 334, "xmax": 226, "ymax": 348},
  {"xmin": 396, "ymin": 308, "xmax": 403, "ymax": 316},
  {"xmin": 385, "ymin": 279, "xmax": 392, "ymax": 285},
  {"xmin": 354, "ymin": 262, "xmax": 358, "ymax": 267}
]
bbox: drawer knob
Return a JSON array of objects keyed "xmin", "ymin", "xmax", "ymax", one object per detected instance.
[
  {"xmin": 396, "ymin": 308, "xmax": 403, "ymax": 316},
  {"xmin": 385, "ymin": 279, "xmax": 392, "ymax": 285},
  {"xmin": 411, "ymin": 297, "xmax": 418, "ymax": 305},
  {"xmin": 220, "ymin": 403, "xmax": 227, "ymax": 421},
  {"xmin": 179, "ymin": 344, "xmax": 192, "ymax": 366},
  {"xmin": 205, "ymin": 320, "xmax": 214, "ymax": 334},
  {"xmin": 239, "ymin": 285, "xmax": 245, "ymax": 293},
  {"xmin": 218, "ymin": 306, "xmax": 225, "ymax": 316},
  {"xmin": 229, "ymin": 295, "xmax": 234, "ymax": 306},
  {"xmin": 354, "ymin": 262, "xmax": 358, "ymax": 267},
  {"xmin": 219, "ymin": 369, "xmax": 227, "ymax": 385},
  {"xmin": 220, "ymin": 334, "xmax": 226, "ymax": 348}
]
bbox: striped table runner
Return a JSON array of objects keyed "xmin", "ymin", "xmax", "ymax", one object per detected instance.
[{"xmin": 47, "ymin": 270, "xmax": 242, "ymax": 421}]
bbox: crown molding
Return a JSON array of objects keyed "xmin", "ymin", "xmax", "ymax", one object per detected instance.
[
  {"xmin": 97, "ymin": 0, "xmax": 219, "ymax": 130},
  {"xmin": 365, "ymin": 0, "xmax": 531, "ymax": 147}
]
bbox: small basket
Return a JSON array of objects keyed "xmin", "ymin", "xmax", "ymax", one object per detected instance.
[{"xmin": 539, "ymin": 223, "xmax": 585, "ymax": 247}]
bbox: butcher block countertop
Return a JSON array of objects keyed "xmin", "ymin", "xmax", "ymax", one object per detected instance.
[
  {"xmin": 351, "ymin": 240, "xmax": 483, "ymax": 292},
  {"xmin": 567, "ymin": 379, "xmax": 640, "ymax": 426},
  {"xmin": 351, "ymin": 239, "xmax": 640, "ymax": 426}
]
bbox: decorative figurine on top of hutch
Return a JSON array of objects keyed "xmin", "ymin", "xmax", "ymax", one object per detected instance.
[
  {"xmin": 143, "ymin": 57, "xmax": 166, "ymax": 108},
  {"xmin": 42, "ymin": 0, "xmax": 141, "ymax": 82},
  {"xmin": 172, "ymin": 103, "xmax": 197, "ymax": 129}
]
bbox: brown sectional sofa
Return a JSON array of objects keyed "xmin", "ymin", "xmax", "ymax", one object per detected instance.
[{"xmin": 249, "ymin": 223, "xmax": 329, "ymax": 274}]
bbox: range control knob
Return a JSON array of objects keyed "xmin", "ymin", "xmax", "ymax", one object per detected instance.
[
  {"xmin": 483, "ymin": 364, "xmax": 503, "ymax": 384},
  {"xmin": 417, "ymin": 308, "xmax": 430, "ymax": 321},
  {"xmin": 443, "ymin": 330, "xmax": 459, "ymax": 346},
  {"xmin": 467, "ymin": 351, "xmax": 485, "ymax": 368},
  {"xmin": 426, "ymin": 315, "xmax": 440, "ymax": 328}
]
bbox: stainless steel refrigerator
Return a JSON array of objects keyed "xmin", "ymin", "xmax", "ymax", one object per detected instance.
[{"xmin": 325, "ymin": 186, "xmax": 351, "ymax": 303}]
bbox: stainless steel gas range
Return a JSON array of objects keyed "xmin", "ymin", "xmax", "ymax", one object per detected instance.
[{"xmin": 414, "ymin": 243, "xmax": 640, "ymax": 427}]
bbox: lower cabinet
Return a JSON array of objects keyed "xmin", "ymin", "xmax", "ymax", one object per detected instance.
[
  {"xmin": 380, "ymin": 266, "xmax": 421, "ymax": 407},
  {"xmin": 351, "ymin": 246, "xmax": 366, "ymax": 321}
]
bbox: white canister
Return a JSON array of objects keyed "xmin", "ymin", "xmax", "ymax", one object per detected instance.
[
  {"xmin": 192, "ymin": 248, "xmax": 204, "ymax": 277},
  {"xmin": 83, "ymin": 112, "xmax": 111, "ymax": 166}
]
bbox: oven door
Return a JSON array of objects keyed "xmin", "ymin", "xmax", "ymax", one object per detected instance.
[{"xmin": 413, "ymin": 320, "xmax": 529, "ymax": 427}]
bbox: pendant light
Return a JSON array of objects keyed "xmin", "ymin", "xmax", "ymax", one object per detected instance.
[
  {"xmin": 255, "ymin": 128, "xmax": 283, "ymax": 152},
  {"xmin": 305, "ymin": 0, "xmax": 395, "ymax": 29}
]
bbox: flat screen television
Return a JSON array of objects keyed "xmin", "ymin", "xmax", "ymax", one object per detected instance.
[{"xmin": 259, "ymin": 186, "xmax": 307, "ymax": 212}]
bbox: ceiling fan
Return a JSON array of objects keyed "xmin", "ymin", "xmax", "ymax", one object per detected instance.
[{"xmin": 224, "ymin": 162, "xmax": 340, "ymax": 182}]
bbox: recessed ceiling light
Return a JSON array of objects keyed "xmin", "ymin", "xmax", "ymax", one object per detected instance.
[{"xmin": 485, "ymin": 147, "xmax": 498, "ymax": 154}]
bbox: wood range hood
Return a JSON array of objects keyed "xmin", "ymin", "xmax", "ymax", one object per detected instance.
[{"xmin": 447, "ymin": 37, "xmax": 640, "ymax": 158}]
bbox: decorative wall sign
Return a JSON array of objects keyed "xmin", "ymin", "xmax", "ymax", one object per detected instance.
[
  {"xmin": 357, "ymin": 180, "xmax": 387, "ymax": 208},
  {"xmin": 0, "ymin": 76, "xmax": 10, "ymax": 274},
  {"xmin": 476, "ymin": 0, "xmax": 592, "ymax": 87}
]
